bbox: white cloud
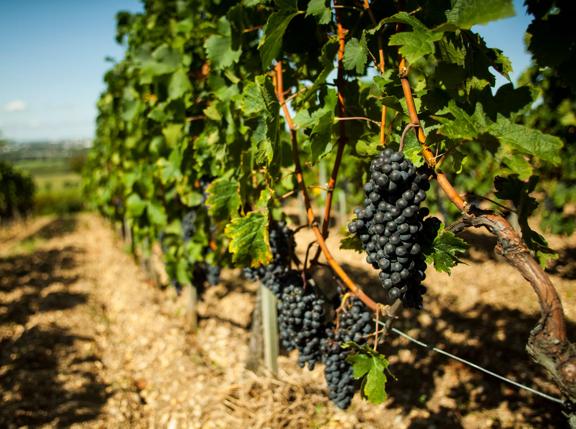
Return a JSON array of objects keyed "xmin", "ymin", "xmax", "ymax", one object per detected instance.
[{"xmin": 3, "ymin": 100, "xmax": 27, "ymax": 112}]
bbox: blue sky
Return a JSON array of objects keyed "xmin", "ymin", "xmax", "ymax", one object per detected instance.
[{"xmin": 0, "ymin": 0, "xmax": 532, "ymax": 142}]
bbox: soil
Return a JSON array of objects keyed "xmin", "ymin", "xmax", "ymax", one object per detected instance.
[{"xmin": 0, "ymin": 213, "xmax": 574, "ymax": 428}]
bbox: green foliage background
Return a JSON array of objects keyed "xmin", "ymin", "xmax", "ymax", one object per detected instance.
[{"xmin": 84, "ymin": 0, "xmax": 573, "ymax": 283}]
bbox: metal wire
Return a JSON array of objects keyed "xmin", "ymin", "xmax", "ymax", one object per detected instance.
[{"xmin": 375, "ymin": 320, "xmax": 565, "ymax": 405}]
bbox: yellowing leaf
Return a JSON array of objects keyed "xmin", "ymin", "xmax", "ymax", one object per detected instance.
[{"xmin": 225, "ymin": 211, "xmax": 272, "ymax": 267}]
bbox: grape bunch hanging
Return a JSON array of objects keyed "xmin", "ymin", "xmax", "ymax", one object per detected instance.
[
  {"xmin": 277, "ymin": 270, "xmax": 327, "ymax": 370},
  {"xmin": 348, "ymin": 148, "xmax": 430, "ymax": 308},
  {"xmin": 243, "ymin": 221, "xmax": 295, "ymax": 295},
  {"xmin": 323, "ymin": 296, "xmax": 374, "ymax": 409}
]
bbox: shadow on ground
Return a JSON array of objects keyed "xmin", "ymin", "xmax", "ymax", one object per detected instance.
[
  {"xmin": 548, "ymin": 245, "xmax": 576, "ymax": 280},
  {"xmin": 335, "ymin": 259, "xmax": 572, "ymax": 428},
  {"xmin": 0, "ymin": 217, "xmax": 109, "ymax": 427},
  {"xmin": 22, "ymin": 216, "xmax": 78, "ymax": 242}
]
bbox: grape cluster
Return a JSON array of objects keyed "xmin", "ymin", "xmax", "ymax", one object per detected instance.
[
  {"xmin": 193, "ymin": 261, "xmax": 221, "ymax": 288},
  {"xmin": 244, "ymin": 221, "xmax": 295, "ymax": 296},
  {"xmin": 323, "ymin": 297, "xmax": 373, "ymax": 409},
  {"xmin": 277, "ymin": 271, "xmax": 327, "ymax": 370},
  {"xmin": 348, "ymin": 148, "xmax": 429, "ymax": 308},
  {"xmin": 182, "ymin": 209, "xmax": 197, "ymax": 243}
]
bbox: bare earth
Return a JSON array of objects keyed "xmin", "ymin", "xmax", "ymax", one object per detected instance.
[{"xmin": 0, "ymin": 213, "xmax": 574, "ymax": 428}]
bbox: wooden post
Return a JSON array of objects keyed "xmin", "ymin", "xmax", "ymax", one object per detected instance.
[
  {"xmin": 261, "ymin": 284, "xmax": 279, "ymax": 375},
  {"xmin": 245, "ymin": 287, "xmax": 264, "ymax": 371},
  {"xmin": 183, "ymin": 283, "xmax": 198, "ymax": 333}
]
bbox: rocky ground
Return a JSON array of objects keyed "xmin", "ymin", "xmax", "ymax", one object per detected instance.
[{"xmin": 0, "ymin": 213, "xmax": 574, "ymax": 428}]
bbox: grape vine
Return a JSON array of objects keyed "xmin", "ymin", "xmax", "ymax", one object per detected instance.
[{"xmin": 83, "ymin": 0, "xmax": 576, "ymax": 421}]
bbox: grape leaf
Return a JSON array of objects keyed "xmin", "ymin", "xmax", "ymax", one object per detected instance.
[
  {"xmin": 259, "ymin": 9, "xmax": 301, "ymax": 68},
  {"xmin": 340, "ymin": 232, "xmax": 363, "ymax": 253},
  {"xmin": 140, "ymin": 44, "xmax": 181, "ymax": 77},
  {"xmin": 380, "ymin": 12, "xmax": 442, "ymax": 64},
  {"xmin": 147, "ymin": 201, "xmax": 167, "ymax": 226},
  {"xmin": 126, "ymin": 194, "xmax": 146, "ymax": 217},
  {"xmin": 309, "ymin": 90, "xmax": 337, "ymax": 161},
  {"xmin": 434, "ymin": 101, "xmax": 488, "ymax": 140},
  {"xmin": 205, "ymin": 172, "xmax": 242, "ymax": 222},
  {"xmin": 402, "ymin": 130, "xmax": 425, "ymax": 168},
  {"xmin": 305, "ymin": 0, "xmax": 331, "ymax": 24},
  {"xmin": 162, "ymin": 123, "xmax": 183, "ymax": 147},
  {"xmin": 204, "ymin": 18, "xmax": 241, "ymax": 70},
  {"xmin": 241, "ymin": 80, "xmax": 270, "ymax": 117},
  {"xmin": 294, "ymin": 38, "xmax": 338, "ymax": 108},
  {"xmin": 349, "ymin": 353, "xmax": 371, "ymax": 378},
  {"xmin": 364, "ymin": 355, "xmax": 388, "ymax": 404},
  {"xmin": 176, "ymin": 258, "xmax": 191, "ymax": 285},
  {"xmin": 347, "ymin": 346, "xmax": 390, "ymax": 404},
  {"xmin": 488, "ymin": 115, "xmax": 563, "ymax": 165},
  {"xmin": 446, "ymin": 0, "xmax": 514, "ymax": 29},
  {"xmin": 389, "ymin": 29, "xmax": 442, "ymax": 64},
  {"xmin": 343, "ymin": 35, "xmax": 369, "ymax": 74},
  {"xmin": 168, "ymin": 68, "xmax": 192, "ymax": 100},
  {"xmin": 423, "ymin": 222, "xmax": 468, "ymax": 274},
  {"xmin": 225, "ymin": 210, "xmax": 272, "ymax": 267}
]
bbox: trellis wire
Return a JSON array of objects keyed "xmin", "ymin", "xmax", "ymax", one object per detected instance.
[{"xmin": 375, "ymin": 320, "xmax": 564, "ymax": 405}]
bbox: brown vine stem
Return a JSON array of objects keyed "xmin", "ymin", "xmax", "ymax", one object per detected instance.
[
  {"xmin": 334, "ymin": 116, "xmax": 381, "ymax": 127},
  {"xmin": 399, "ymin": 58, "xmax": 576, "ymax": 404},
  {"xmin": 399, "ymin": 59, "xmax": 466, "ymax": 212},
  {"xmin": 362, "ymin": 0, "xmax": 387, "ymax": 145},
  {"xmin": 311, "ymin": 5, "xmax": 349, "ymax": 264},
  {"xmin": 274, "ymin": 61, "xmax": 379, "ymax": 312}
]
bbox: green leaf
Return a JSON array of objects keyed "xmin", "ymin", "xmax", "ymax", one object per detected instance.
[
  {"xmin": 306, "ymin": 0, "xmax": 331, "ymax": 24},
  {"xmin": 347, "ymin": 349, "xmax": 390, "ymax": 404},
  {"xmin": 389, "ymin": 29, "xmax": 442, "ymax": 64},
  {"xmin": 126, "ymin": 194, "xmax": 146, "ymax": 217},
  {"xmin": 225, "ymin": 211, "xmax": 272, "ymax": 267},
  {"xmin": 343, "ymin": 35, "xmax": 369, "ymax": 74},
  {"xmin": 141, "ymin": 44, "xmax": 181, "ymax": 77},
  {"xmin": 340, "ymin": 233, "xmax": 364, "ymax": 253},
  {"xmin": 205, "ymin": 172, "xmax": 242, "ymax": 222},
  {"xmin": 298, "ymin": 90, "xmax": 336, "ymax": 162},
  {"xmin": 147, "ymin": 201, "xmax": 167, "ymax": 226},
  {"xmin": 121, "ymin": 97, "xmax": 141, "ymax": 122},
  {"xmin": 162, "ymin": 123, "xmax": 183, "ymax": 147},
  {"xmin": 176, "ymin": 258, "xmax": 191, "ymax": 285},
  {"xmin": 241, "ymin": 82, "xmax": 267, "ymax": 116},
  {"xmin": 446, "ymin": 0, "xmax": 514, "ymax": 29},
  {"xmin": 434, "ymin": 101, "xmax": 488, "ymax": 140},
  {"xmin": 294, "ymin": 38, "xmax": 338, "ymax": 108},
  {"xmin": 488, "ymin": 115, "xmax": 563, "ymax": 165},
  {"xmin": 364, "ymin": 356, "xmax": 388, "ymax": 404},
  {"xmin": 168, "ymin": 68, "xmax": 192, "ymax": 100},
  {"xmin": 423, "ymin": 221, "xmax": 468, "ymax": 274},
  {"xmin": 499, "ymin": 150, "xmax": 533, "ymax": 180},
  {"xmin": 355, "ymin": 138, "xmax": 380, "ymax": 156},
  {"xmin": 259, "ymin": 10, "xmax": 302, "ymax": 68},
  {"xmin": 402, "ymin": 130, "xmax": 425, "ymax": 168},
  {"xmin": 204, "ymin": 18, "xmax": 242, "ymax": 70},
  {"xmin": 380, "ymin": 12, "xmax": 442, "ymax": 64},
  {"xmin": 348, "ymin": 353, "xmax": 372, "ymax": 379}
]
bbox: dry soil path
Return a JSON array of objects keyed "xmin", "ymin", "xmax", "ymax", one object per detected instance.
[{"xmin": 0, "ymin": 213, "xmax": 574, "ymax": 428}]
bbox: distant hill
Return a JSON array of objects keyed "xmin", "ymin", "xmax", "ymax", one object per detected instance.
[{"xmin": 0, "ymin": 139, "xmax": 91, "ymax": 162}]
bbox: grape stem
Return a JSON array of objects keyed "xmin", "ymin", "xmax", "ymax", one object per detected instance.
[
  {"xmin": 362, "ymin": 0, "xmax": 387, "ymax": 146},
  {"xmin": 274, "ymin": 61, "xmax": 380, "ymax": 313},
  {"xmin": 310, "ymin": 4, "xmax": 349, "ymax": 265}
]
